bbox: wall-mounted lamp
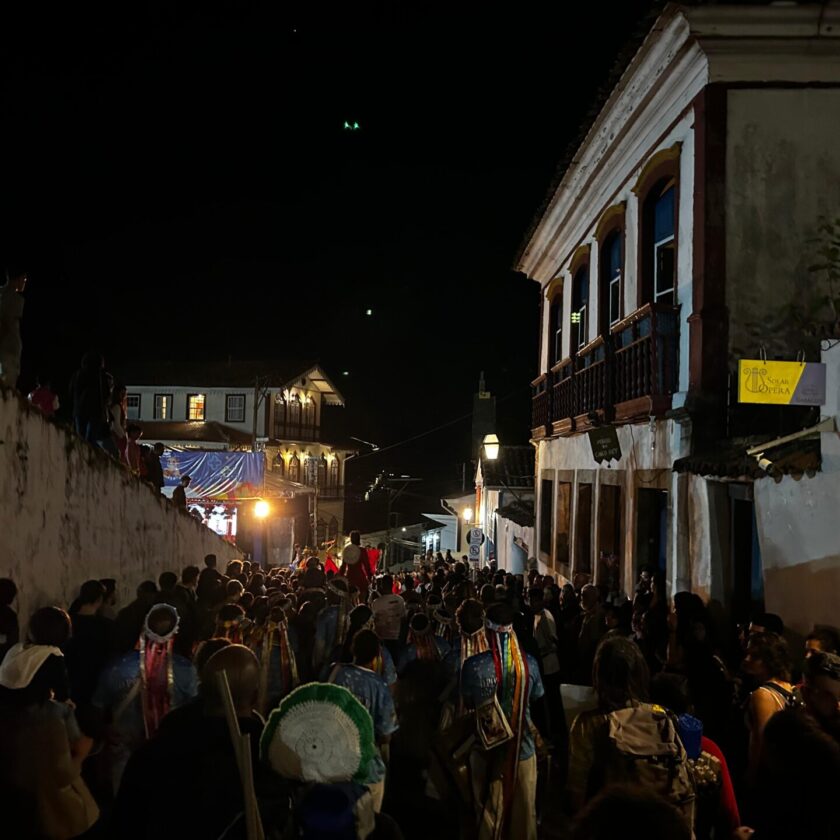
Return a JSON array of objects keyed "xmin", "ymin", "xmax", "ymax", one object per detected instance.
[{"xmin": 482, "ymin": 434, "xmax": 500, "ymax": 461}]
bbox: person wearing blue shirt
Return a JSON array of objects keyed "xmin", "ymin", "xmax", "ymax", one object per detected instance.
[
  {"xmin": 330, "ymin": 629, "xmax": 398, "ymax": 813},
  {"xmin": 460, "ymin": 601, "xmax": 545, "ymax": 840},
  {"xmin": 397, "ymin": 612, "xmax": 452, "ymax": 674}
]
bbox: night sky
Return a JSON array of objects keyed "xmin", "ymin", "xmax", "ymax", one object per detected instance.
[{"xmin": 2, "ymin": 2, "xmax": 656, "ymax": 507}]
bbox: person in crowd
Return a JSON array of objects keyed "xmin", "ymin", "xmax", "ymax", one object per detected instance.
[
  {"xmin": 92, "ymin": 603, "xmax": 197, "ymax": 791},
  {"xmin": 145, "ymin": 441, "xmax": 166, "ymax": 493},
  {"xmin": 804, "ymin": 626, "xmax": 840, "ymax": 660},
  {"xmin": 0, "ymin": 608, "xmax": 99, "ymax": 839},
  {"xmin": 252, "ymin": 600, "xmax": 300, "ymax": 714},
  {"xmin": 529, "ymin": 586, "xmax": 565, "ymax": 742},
  {"xmin": 738, "ymin": 706, "xmax": 840, "ymax": 839},
  {"xmin": 172, "ymin": 473, "xmax": 191, "ymax": 509},
  {"xmin": 64, "ymin": 580, "xmax": 113, "ymax": 712},
  {"xmin": 109, "ymin": 383, "xmax": 129, "ymax": 464},
  {"xmin": 460, "ymin": 600, "xmax": 545, "ymax": 840},
  {"xmin": 99, "ymin": 578, "xmax": 118, "ymax": 620},
  {"xmin": 70, "ymin": 350, "xmax": 111, "ymax": 447},
  {"xmin": 371, "ymin": 574, "xmax": 406, "ymax": 662},
  {"xmin": 800, "ymin": 651, "xmax": 840, "ymax": 742},
  {"xmin": 113, "ymin": 579, "xmax": 158, "ymax": 654},
  {"xmin": 567, "ymin": 635, "xmax": 693, "ymax": 828},
  {"xmin": 572, "ymin": 785, "xmax": 691, "ymax": 840},
  {"xmin": 313, "ymin": 576, "xmax": 352, "ymax": 673},
  {"xmin": 576, "ymin": 584, "xmax": 605, "ymax": 685},
  {"xmin": 111, "ymin": 643, "xmax": 289, "ymax": 839},
  {"xmin": 0, "ymin": 268, "xmax": 26, "ymax": 389},
  {"xmin": 397, "ymin": 612, "xmax": 450, "ymax": 673},
  {"xmin": 28, "ymin": 374, "xmax": 60, "ymax": 417},
  {"xmin": 178, "ymin": 565, "xmax": 200, "ymax": 603},
  {"xmin": 742, "ymin": 632, "xmax": 795, "ymax": 780},
  {"xmin": 335, "ymin": 604, "xmax": 397, "ymax": 690},
  {"xmin": 125, "ymin": 424, "xmax": 144, "ymax": 474},
  {"xmin": 340, "ymin": 530, "xmax": 372, "ymax": 601},
  {"xmin": 0, "ymin": 577, "xmax": 19, "ymax": 663},
  {"xmin": 330, "ymin": 629, "xmax": 399, "ymax": 812}
]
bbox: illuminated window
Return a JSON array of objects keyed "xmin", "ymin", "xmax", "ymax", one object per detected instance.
[
  {"xmin": 126, "ymin": 394, "xmax": 141, "ymax": 420},
  {"xmin": 329, "ymin": 457, "xmax": 340, "ymax": 491},
  {"xmin": 288, "ymin": 453, "xmax": 300, "ymax": 483},
  {"xmin": 225, "ymin": 394, "xmax": 246, "ymax": 423},
  {"xmin": 154, "ymin": 394, "xmax": 172, "ymax": 420},
  {"xmin": 187, "ymin": 394, "xmax": 206, "ymax": 421}
]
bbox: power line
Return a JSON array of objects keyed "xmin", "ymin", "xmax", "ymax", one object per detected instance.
[{"xmin": 349, "ymin": 384, "xmax": 530, "ymax": 461}]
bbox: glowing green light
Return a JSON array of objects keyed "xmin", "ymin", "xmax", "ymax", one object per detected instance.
[
  {"xmin": 343, "ymin": 121, "xmax": 361, "ymax": 131},
  {"xmin": 571, "ymin": 312, "xmax": 581, "ymax": 324}
]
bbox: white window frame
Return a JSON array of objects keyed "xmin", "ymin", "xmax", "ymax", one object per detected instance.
[
  {"xmin": 154, "ymin": 393, "xmax": 172, "ymax": 420},
  {"xmin": 225, "ymin": 393, "xmax": 246, "ymax": 423},
  {"xmin": 126, "ymin": 394, "xmax": 141, "ymax": 420}
]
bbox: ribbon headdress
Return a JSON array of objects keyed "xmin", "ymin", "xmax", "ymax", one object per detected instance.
[
  {"xmin": 408, "ymin": 613, "xmax": 440, "ymax": 662},
  {"xmin": 139, "ymin": 604, "xmax": 180, "ymax": 739},
  {"xmin": 256, "ymin": 600, "xmax": 300, "ymax": 716}
]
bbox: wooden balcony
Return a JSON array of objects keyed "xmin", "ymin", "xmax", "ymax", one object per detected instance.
[
  {"xmin": 531, "ymin": 303, "xmax": 680, "ymax": 437},
  {"xmin": 612, "ymin": 303, "xmax": 680, "ymax": 423},
  {"xmin": 573, "ymin": 336, "xmax": 610, "ymax": 431},
  {"xmin": 551, "ymin": 359, "xmax": 575, "ymax": 436}
]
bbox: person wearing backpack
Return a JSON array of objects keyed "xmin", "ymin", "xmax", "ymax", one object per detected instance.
[
  {"xmin": 567, "ymin": 636, "xmax": 696, "ymax": 831},
  {"xmin": 741, "ymin": 632, "xmax": 796, "ymax": 782}
]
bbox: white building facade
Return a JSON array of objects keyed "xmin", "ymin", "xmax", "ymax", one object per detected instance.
[{"xmin": 518, "ymin": 3, "xmax": 840, "ymax": 630}]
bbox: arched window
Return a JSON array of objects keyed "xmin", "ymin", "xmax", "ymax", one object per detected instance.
[
  {"xmin": 288, "ymin": 453, "xmax": 300, "ymax": 483},
  {"xmin": 288, "ymin": 396, "xmax": 302, "ymax": 439},
  {"xmin": 274, "ymin": 397, "xmax": 287, "ymax": 439},
  {"xmin": 274, "ymin": 453, "xmax": 286, "ymax": 476},
  {"xmin": 600, "ymin": 230, "xmax": 623, "ymax": 333},
  {"xmin": 329, "ymin": 456, "xmax": 340, "ymax": 492},
  {"xmin": 548, "ymin": 293, "xmax": 564, "ymax": 367},
  {"xmin": 571, "ymin": 264, "xmax": 589, "ymax": 352},
  {"xmin": 634, "ymin": 145, "xmax": 680, "ymax": 308},
  {"xmin": 302, "ymin": 399, "xmax": 316, "ymax": 438},
  {"xmin": 317, "ymin": 456, "xmax": 327, "ymax": 489}
]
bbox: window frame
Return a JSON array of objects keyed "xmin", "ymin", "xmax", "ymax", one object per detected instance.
[
  {"xmin": 595, "ymin": 205, "xmax": 626, "ymax": 335},
  {"xmin": 571, "ymin": 263, "xmax": 590, "ymax": 353},
  {"xmin": 126, "ymin": 393, "xmax": 141, "ymax": 420},
  {"xmin": 547, "ymin": 292, "xmax": 564, "ymax": 369},
  {"xmin": 187, "ymin": 393, "xmax": 206, "ymax": 422},
  {"xmin": 225, "ymin": 393, "xmax": 247, "ymax": 424},
  {"xmin": 153, "ymin": 393, "xmax": 173, "ymax": 420}
]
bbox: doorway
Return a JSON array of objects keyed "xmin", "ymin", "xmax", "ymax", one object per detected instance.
[
  {"xmin": 575, "ymin": 483, "xmax": 593, "ymax": 577},
  {"xmin": 729, "ymin": 484, "xmax": 763, "ymax": 623},
  {"xmin": 598, "ymin": 484, "xmax": 622, "ymax": 596},
  {"xmin": 636, "ymin": 488, "xmax": 668, "ymax": 576}
]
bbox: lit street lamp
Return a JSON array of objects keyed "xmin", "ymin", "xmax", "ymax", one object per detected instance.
[
  {"xmin": 254, "ymin": 499, "xmax": 270, "ymax": 519},
  {"xmin": 483, "ymin": 434, "xmax": 500, "ymax": 460},
  {"xmin": 462, "ymin": 507, "xmax": 473, "ymax": 522}
]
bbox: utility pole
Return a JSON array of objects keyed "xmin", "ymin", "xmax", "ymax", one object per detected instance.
[{"xmin": 251, "ymin": 376, "xmax": 271, "ymax": 451}]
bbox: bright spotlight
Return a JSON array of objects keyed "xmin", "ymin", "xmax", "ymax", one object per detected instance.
[{"xmin": 254, "ymin": 500, "xmax": 270, "ymax": 519}]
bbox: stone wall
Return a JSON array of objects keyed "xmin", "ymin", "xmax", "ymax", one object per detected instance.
[{"xmin": 0, "ymin": 388, "xmax": 239, "ymax": 624}]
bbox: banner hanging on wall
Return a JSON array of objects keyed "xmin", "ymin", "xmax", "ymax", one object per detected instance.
[
  {"xmin": 737, "ymin": 359, "xmax": 826, "ymax": 406},
  {"xmin": 162, "ymin": 451, "xmax": 264, "ymax": 500}
]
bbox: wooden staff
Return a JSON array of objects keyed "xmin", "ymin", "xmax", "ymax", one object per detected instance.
[{"xmin": 217, "ymin": 669, "xmax": 265, "ymax": 840}]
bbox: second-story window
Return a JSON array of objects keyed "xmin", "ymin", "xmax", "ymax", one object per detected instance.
[
  {"xmin": 154, "ymin": 394, "xmax": 172, "ymax": 420},
  {"xmin": 571, "ymin": 265, "xmax": 589, "ymax": 351},
  {"xmin": 187, "ymin": 394, "xmax": 206, "ymax": 421},
  {"xmin": 225, "ymin": 394, "xmax": 246, "ymax": 423},
  {"xmin": 653, "ymin": 182, "xmax": 676, "ymax": 304},
  {"xmin": 328, "ymin": 456, "xmax": 340, "ymax": 492},
  {"xmin": 302, "ymin": 399, "xmax": 316, "ymax": 437},
  {"xmin": 548, "ymin": 295, "xmax": 563, "ymax": 367},
  {"xmin": 126, "ymin": 394, "xmax": 141, "ymax": 420},
  {"xmin": 600, "ymin": 230, "xmax": 623, "ymax": 333},
  {"xmin": 288, "ymin": 396, "xmax": 302, "ymax": 438}
]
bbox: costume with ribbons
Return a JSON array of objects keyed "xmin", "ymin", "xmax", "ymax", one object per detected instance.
[
  {"xmin": 139, "ymin": 605, "xmax": 179, "ymax": 739},
  {"xmin": 254, "ymin": 611, "xmax": 300, "ymax": 716}
]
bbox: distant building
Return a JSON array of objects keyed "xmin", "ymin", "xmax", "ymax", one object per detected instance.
[
  {"xmin": 123, "ymin": 360, "xmax": 356, "ymax": 556},
  {"xmin": 517, "ymin": 3, "xmax": 840, "ymax": 630}
]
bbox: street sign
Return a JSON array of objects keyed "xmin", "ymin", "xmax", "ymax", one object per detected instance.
[
  {"xmin": 588, "ymin": 426, "xmax": 622, "ymax": 464},
  {"xmin": 468, "ymin": 527, "xmax": 485, "ymax": 545},
  {"xmin": 738, "ymin": 359, "xmax": 826, "ymax": 406},
  {"xmin": 468, "ymin": 544, "xmax": 481, "ymax": 561}
]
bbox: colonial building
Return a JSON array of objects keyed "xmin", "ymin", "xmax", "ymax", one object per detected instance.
[
  {"xmin": 124, "ymin": 359, "xmax": 355, "ymax": 547},
  {"xmin": 517, "ymin": 3, "xmax": 840, "ymax": 631}
]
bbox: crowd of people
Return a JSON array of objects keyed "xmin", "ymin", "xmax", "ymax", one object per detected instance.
[{"xmin": 0, "ymin": 542, "xmax": 839, "ymax": 840}]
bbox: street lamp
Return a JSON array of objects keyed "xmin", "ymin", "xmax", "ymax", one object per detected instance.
[
  {"xmin": 254, "ymin": 499, "xmax": 270, "ymax": 519},
  {"xmin": 462, "ymin": 507, "xmax": 473, "ymax": 522},
  {"xmin": 482, "ymin": 434, "xmax": 500, "ymax": 461}
]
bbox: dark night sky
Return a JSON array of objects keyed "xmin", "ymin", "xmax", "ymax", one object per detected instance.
[{"xmin": 1, "ymin": 2, "xmax": 656, "ymax": 505}]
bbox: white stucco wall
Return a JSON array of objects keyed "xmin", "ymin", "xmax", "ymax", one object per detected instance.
[{"xmin": 0, "ymin": 389, "xmax": 239, "ymax": 624}]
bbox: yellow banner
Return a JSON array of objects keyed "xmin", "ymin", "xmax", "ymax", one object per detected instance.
[{"xmin": 737, "ymin": 359, "xmax": 825, "ymax": 406}]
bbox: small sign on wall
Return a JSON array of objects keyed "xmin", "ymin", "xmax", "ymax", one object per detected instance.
[
  {"xmin": 588, "ymin": 426, "xmax": 622, "ymax": 464},
  {"xmin": 738, "ymin": 360, "xmax": 826, "ymax": 406}
]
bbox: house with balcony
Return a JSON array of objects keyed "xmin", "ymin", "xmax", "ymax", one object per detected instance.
[
  {"xmin": 517, "ymin": 2, "xmax": 840, "ymax": 630},
  {"xmin": 123, "ymin": 359, "xmax": 355, "ymax": 549}
]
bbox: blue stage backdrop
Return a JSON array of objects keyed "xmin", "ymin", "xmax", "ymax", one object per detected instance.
[{"xmin": 162, "ymin": 451, "xmax": 264, "ymax": 500}]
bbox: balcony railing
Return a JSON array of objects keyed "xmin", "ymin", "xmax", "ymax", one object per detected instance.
[
  {"xmin": 612, "ymin": 303, "xmax": 679, "ymax": 422},
  {"xmin": 530, "ymin": 303, "xmax": 680, "ymax": 436}
]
